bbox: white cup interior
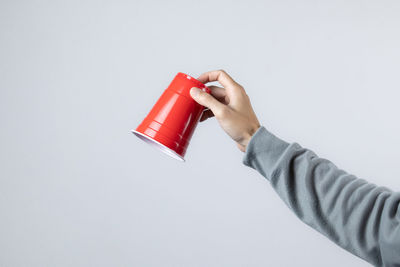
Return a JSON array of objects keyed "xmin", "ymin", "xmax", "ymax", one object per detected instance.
[{"xmin": 132, "ymin": 130, "xmax": 185, "ymax": 162}]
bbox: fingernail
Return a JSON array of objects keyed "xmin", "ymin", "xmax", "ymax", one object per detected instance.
[{"xmin": 190, "ymin": 87, "xmax": 201, "ymax": 97}]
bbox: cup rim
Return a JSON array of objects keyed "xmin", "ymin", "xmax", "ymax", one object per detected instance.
[
  {"xmin": 177, "ymin": 72, "xmax": 208, "ymax": 89},
  {"xmin": 132, "ymin": 130, "xmax": 185, "ymax": 162}
]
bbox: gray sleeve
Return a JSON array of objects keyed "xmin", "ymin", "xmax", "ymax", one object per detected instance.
[{"xmin": 242, "ymin": 126, "xmax": 400, "ymax": 267}]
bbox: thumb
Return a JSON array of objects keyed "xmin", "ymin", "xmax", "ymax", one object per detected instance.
[{"xmin": 190, "ymin": 87, "xmax": 225, "ymax": 115}]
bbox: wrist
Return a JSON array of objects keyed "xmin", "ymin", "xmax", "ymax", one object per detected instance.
[{"xmin": 241, "ymin": 124, "xmax": 261, "ymax": 151}]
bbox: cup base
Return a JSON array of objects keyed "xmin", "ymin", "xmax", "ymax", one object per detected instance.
[{"xmin": 132, "ymin": 130, "xmax": 185, "ymax": 162}]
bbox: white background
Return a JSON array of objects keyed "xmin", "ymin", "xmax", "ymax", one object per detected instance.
[{"xmin": 1, "ymin": 0, "xmax": 399, "ymax": 266}]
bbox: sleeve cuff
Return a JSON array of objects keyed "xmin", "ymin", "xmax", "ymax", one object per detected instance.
[{"xmin": 242, "ymin": 126, "xmax": 291, "ymax": 180}]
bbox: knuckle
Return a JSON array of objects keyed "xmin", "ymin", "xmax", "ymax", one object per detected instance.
[
  {"xmin": 218, "ymin": 69, "xmax": 227, "ymax": 75},
  {"xmin": 236, "ymin": 87, "xmax": 245, "ymax": 94},
  {"xmin": 239, "ymin": 87, "xmax": 248, "ymax": 98}
]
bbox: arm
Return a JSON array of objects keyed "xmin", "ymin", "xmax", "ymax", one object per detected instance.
[
  {"xmin": 242, "ymin": 125, "xmax": 400, "ymax": 266},
  {"xmin": 190, "ymin": 69, "xmax": 400, "ymax": 267}
]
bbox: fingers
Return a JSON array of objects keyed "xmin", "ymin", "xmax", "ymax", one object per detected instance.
[
  {"xmin": 197, "ymin": 69, "xmax": 243, "ymax": 96},
  {"xmin": 197, "ymin": 86, "xmax": 227, "ymax": 122},
  {"xmin": 197, "ymin": 69, "xmax": 237, "ymax": 88},
  {"xmin": 208, "ymin": 85, "xmax": 225, "ymax": 98},
  {"xmin": 199, "ymin": 109, "xmax": 214, "ymax": 122},
  {"xmin": 190, "ymin": 87, "xmax": 225, "ymax": 117},
  {"xmin": 208, "ymin": 85, "xmax": 229, "ymax": 105}
]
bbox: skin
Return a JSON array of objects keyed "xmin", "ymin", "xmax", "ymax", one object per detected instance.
[{"xmin": 189, "ymin": 69, "xmax": 261, "ymax": 152}]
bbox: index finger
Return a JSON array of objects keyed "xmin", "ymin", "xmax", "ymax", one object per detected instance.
[{"xmin": 197, "ymin": 69, "xmax": 241, "ymax": 93}]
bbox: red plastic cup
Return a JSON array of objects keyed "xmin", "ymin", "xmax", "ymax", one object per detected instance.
[{"xmin": 132, "ymin": 72, "xmax": 211, "ymax": 162}]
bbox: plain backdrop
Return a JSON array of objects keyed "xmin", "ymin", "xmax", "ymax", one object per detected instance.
[{"xmin": 1, "ymin": 0, "xmax": 399, "ymax": 266}]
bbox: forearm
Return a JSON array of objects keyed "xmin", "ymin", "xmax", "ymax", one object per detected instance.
[{"xmin": 243, "ymin": 126, "xmax": 400, "ymax": 266}]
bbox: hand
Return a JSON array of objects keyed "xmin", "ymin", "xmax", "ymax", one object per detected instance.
[{"xmin": 190, "ymin": 69, "xmax": 261, "ymax": 152}]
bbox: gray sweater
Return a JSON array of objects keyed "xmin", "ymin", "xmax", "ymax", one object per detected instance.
[{"xmin": 242, "ymin": 126, "xmax": 400, "ymax": 267}]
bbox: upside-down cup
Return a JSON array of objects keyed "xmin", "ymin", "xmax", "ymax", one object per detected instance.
[{"xmin": 132, "ymin": 72, "xmax": 211, "ymax": 162}]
